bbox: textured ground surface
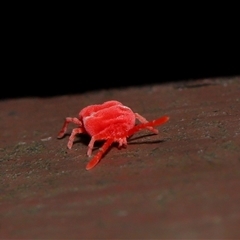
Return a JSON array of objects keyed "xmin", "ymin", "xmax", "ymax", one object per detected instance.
[{"xmin": 0, "ymin": 77, "xmax": 240, "ymax": 239}]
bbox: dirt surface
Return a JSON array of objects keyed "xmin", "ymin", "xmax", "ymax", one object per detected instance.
[{"xmin": 0, "ymin": 77, "xmax": 240, "ymax": 239}]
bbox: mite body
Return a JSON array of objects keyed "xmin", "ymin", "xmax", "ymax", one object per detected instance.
[{"xmin": 58, "ymin": 100, "xmax": 169, "ymax": 170}]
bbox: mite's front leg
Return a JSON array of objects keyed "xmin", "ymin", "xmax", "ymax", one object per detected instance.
[
  {"xmin": 135, "ymin": 113, "xmax": 159, "ymax": 134},
  {"xmin": 57, "ymin": 117, "xmax": 82, "ymax": 138}
]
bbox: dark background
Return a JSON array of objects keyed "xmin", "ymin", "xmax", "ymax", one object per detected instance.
[
  {"xmin": 3, "ymin": 35, "xmax": 239, "ymax": 100},
  {"xmin": 2, "ymin": 9, "xmax": 239, "ymax": 100},
  {"xmin": 3, "ymin": 53, "xmax": 238, "ymax": 100}
]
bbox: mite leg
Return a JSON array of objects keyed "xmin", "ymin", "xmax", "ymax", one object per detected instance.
[
  {"xmin": 87, "ymin": 129, "xmax": 111, "ymax": 157},
  {"xmin": 128, "ymin": 116, "xmax": 169, "ymax": 137},
  {"xmin": 135, "ymin": 113, "xmax": 159, "ymax": 134},
  {"xmin": 57, "ymin": 117, "xmax": 82, "ymax": 138},
  {"xmin": 67, "ymin": 127, "xmax": 84, "ymax": 149},
  {"xmin": 86, "ymin": 138, "xmax": 114, "ymax": 170},
  {"xmin": 117, "ymin": 137, "xmax": 127, "ymax": 149}
]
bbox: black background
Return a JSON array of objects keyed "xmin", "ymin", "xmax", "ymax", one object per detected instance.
[
  {"xmin": 3, "ymin": 52, "xmax": 238, "ymax": 100},
  {"xmin": 3, "ymin": 34, "xmax": 239, "ymax": 100},
  {"xmin": 2, "ymin": 9, "xmax": 239, "ymax": 100}
]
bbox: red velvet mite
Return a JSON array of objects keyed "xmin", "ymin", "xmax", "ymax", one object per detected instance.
[{"xmin": 58, "ymin": 100, "xmax": 169, "ymax": 170}]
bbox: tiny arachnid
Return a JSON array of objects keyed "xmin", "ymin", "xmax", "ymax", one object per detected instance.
[{"xmin": 57, "ymin": 100, "xmax": 169, "ymax": 170}]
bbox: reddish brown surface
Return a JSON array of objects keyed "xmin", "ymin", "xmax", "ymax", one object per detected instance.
[{"xmin": 1, "ymin": 77, "xmax": 240, "ymax": 239}]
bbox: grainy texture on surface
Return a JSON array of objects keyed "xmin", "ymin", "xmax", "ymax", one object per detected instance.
[{"xmin": 0, "ymin": 77, "xmax": 240, "ymax": 239}]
